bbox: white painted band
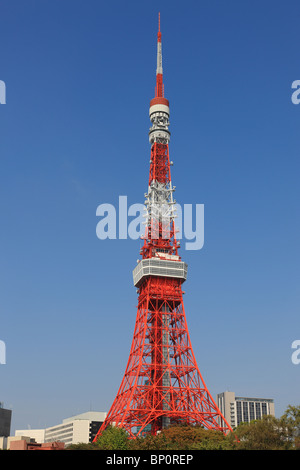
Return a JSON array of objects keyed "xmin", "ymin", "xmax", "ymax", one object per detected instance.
[{"xmin": 149, "ymin": 104, "xmax": 170, "ymax": 116}]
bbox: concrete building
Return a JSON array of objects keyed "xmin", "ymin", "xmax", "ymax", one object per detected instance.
[
  {"xmin": 14, "ymin": 411, "xmax": 107, "ymax": 448},
  {"xmin": 10, "ymin": 439, "xmax": 64, "ymax": 451},
  {"xmin": 15, "ymin": 429, "xmax": 45, "ymax": 443},
  {"xmin": 44, "ymin": 411, "xmax": 107, "ymax": 446},
  {"xmin": 0, "ymin": 436, "xmax": 38, "ymax": 450},
  {"xmin": 0, "ymin": 437, "xmax": 8, "ymax": 450},
  {"xmin": 0, "ymin": 402, "xmax": 12, "ymax": 437},
  {"xmin": 7, "ymin": 436, "xmax": 38, "ymax": 450},
  {"xmin": 0, "ymin": 435, "xmax": 65, "ymax": 450},
  {"xmin": 217, "ymin": 391, "xmax": 275, "ymax": 429}
]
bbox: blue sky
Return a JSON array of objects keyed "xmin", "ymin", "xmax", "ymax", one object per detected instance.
[{"xmin": 0, "ymin": 0, "xmax": 299, "ymax": 433}]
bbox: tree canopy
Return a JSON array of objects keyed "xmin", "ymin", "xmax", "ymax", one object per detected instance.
[{"xmin": 68, "ymin": 405, "xmax": 300, "ymax": 451}]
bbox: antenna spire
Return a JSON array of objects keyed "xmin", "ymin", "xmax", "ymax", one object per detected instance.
[{"xmin": 156, "ymin": 12, "xmax": 163, "ymax": 97}]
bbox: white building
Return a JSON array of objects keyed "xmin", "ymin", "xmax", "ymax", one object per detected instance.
[
  {"xmin": 15, "ymin": 411, "xmax": 107, "ymax": 447},
  {"xmin": 15, "ymin": 429, "xmax": 45, "ymax": 443},
  {"xmin": 0, "ymin": 435, "xmax": 39, "ymax": 450},
  {"xmin": 217, "ymin": 391, "xmax": 275, "ymax": 429}
]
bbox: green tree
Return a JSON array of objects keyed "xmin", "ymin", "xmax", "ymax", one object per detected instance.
[
  {"xmin": 282, "ymin": 404, "xmax": 300, "ymax": 450},
  {"xmin": 94, "ymin": 425, "xmax": 130, "ymax": 450},
  {"xmin": 230, "ymin": 415, "xmax": 294, "ymax": 450},
  {"xmin": 282, "ymin": 405, "xmax": 300, "ymax": 435},
  {"xmin": 67, "ymin": 408, "xmax": 300, "ymax": 450},
  {"xmin": 160, "ymin": 424, "xmax": 231, "ymax": 450},
  {"xmin": 67, "ymin": 442, "xmax": 99, "ymax": 450},
  {"xmin": 129, "ymin": 432, "xmax": 173, "ymax": 450},
  {"xmin": 129, "ymin": 424, "xmax": 234, "ymax": 450}
]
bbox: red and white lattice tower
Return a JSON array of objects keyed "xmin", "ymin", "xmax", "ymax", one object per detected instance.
[{"xmin": 94, "ymin": 14, "xmax": 232, "ymax": 440}]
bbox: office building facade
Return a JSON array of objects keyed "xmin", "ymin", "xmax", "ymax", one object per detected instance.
[
  {"xmin": 15, "ymin": 411, "xmax": 107, "ymax": 447},
  {"xmin": 217, "ymin": 391, "xmax": 275, "ymax": 429},
  {"xmin": 0, "ymin": 402, "xmax": 12, "ymax": 437}
]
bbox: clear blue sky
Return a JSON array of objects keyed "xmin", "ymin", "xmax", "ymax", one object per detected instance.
[{"xmin": 0, "ymin": 0, "xmax": 299, "ymax": 433}]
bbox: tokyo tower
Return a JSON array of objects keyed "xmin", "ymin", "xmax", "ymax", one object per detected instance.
[{"xmin": 94, "ymin": 14, "xmax": 232, "ymax": 440}]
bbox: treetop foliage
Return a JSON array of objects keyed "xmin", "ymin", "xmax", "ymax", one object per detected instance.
[{"xmin": 68, "ymin": 405, "xmax": 300, "ymax": 451}]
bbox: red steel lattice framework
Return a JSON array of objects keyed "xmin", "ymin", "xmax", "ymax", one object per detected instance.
[{"xmin": 94, "ymin": 14, "xmax": 232, "ymax": 440}]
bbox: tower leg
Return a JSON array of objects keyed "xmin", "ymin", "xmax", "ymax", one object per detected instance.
[{"xmin": 93, "ymin": 278, "xmax": 232, "ymax": 441}]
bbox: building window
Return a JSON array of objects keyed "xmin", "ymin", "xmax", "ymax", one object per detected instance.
[
  {"xmin": 255, "ymin": 402, "xmax": 261, "ymax": 419},
  {"xmin": 249, "ymin": 402, "xmax": 255, "ymax": 421},
  {"xmin": 262, "ymin": 403, "xmax": 267, "ymax": 416},
  {"xmin": 236, "ymin": 402, "xmax": 242, "ymax": 426},
  {"xmin": 243, "ymin": 402, "xmax": 249, "ymax": 422}
]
